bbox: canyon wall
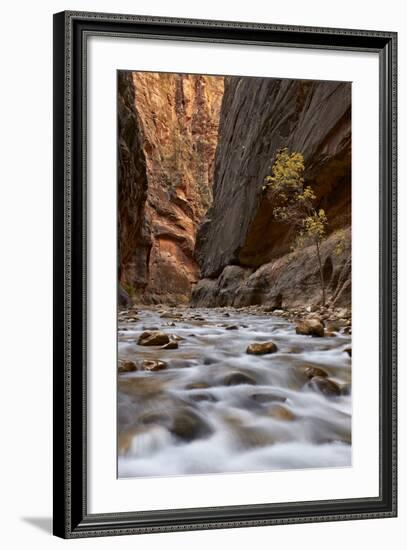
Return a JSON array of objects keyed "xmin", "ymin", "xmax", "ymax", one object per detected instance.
[
  {"xmin": 192, "ymin": 77, "xmax": 351, "ymax": 309},
  {"xmin": 118, "ymin": 71, "xmax": 224, "ymax": 304}
]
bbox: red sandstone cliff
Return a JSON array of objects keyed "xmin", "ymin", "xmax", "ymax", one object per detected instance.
[{"xmin": 118, "ymin": 71, "xmax": 224, "ymax": 304}]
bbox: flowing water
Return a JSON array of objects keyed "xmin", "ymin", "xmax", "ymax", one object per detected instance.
[{"xmin": 118, "ymin": 307, "xmax": 351, "ymax": 478}]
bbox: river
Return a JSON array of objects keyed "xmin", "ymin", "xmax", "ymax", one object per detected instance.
[{"xmin": 118, "ymin": 307, "xmax": 351, "ymax": 478}]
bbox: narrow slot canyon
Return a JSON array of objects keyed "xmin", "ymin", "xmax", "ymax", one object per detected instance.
[
  {"xmin": 118, "ymin": 72, "xmax": 351, "ymax": 310},
  {"xmin": 117, "ymin": 71, "xmax": 352, "ymax": 478}
]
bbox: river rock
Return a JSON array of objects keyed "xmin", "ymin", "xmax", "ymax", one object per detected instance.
[
  {"xmin": 203, "ymin": 356, "xmax": 218, "ymax": 365},
  {"xmin": 223, "ymin": 372, "xmax": 256, "ymax": 386},
  {"xmin": 296, "ymin": 319, "xmax": 325, "ymax": 337},
  {"xmin": 344, "ymin": 347, "xmax": 352, "ymax": 357},
  {"xmin": 246, "ymin": 341, "xmax": 278, "ymax": 355},
  {"xmin": 160, "ymin": 312, "xmax": 182, "ymax": 319},
  {"xmin": 141, "ymin": 360, "xmax": 167, "ymax": 372},
  {"xmin": 251, "ymin": 393, "xmax": 286, "ymax": 404},
  {"xmin": 326, "ymin": 321, "xmax": 344, "ymax": 332},
  {"xmin": 118, "ymin": 360, "xmax": 137, "ymax": 373},
  {"xmin": 189, "ymin": 393, "xmax": 217, "ymax": 403},
  {"xmin": 308, "ymin": 376, "xmax": 341, "ymax": 396},
  {"xmin": 336, "ymin": 307, "xmax": 350, "ymax": 319},
  {"xmin": 268, "ymin": 404, "xmax": 295, "ymax": 421},
  {"xmin": 304, "ymin": 366, "xmax": 329, "ymax": 379},
  {"xmin": 225, "ymin": 324, "xmax": 239, "ymax": 330},
  {"xmin": 170, "ymin": 409, "xmax": 213, "ymax": 442},
  {"xmin": 138, "ymin": 331, "xmax": 170, "ymax": 346},
  {"xmin": 170, "ymin": 334, "xmax": 185, "ymax": 342},
  {"xmin": 161, "ymin": 340, "xmax": 179, "ymax": 350},
  {"xmin": 186, "ymin": 382, "xmax": 210, "ymax": 390},
  {"xmin": 140, "ymin": 411, "xmax": 172, "ymax": 425}
]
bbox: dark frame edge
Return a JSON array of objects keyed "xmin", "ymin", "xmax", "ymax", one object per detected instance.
[
  {"xmin": 53, "ymin": 10, "xmax": 398, "ymax": 539},
  {"xmin": 379, "ymin": 31, "xmax": 398, "ymax": 519},
  {"xmin": 53, "ymin": 10, "xmax": 68, "ymax": 539}
]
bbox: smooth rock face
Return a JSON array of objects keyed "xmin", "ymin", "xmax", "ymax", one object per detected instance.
[
  {"xmin": 193, "ymin": 77, "xmax": 351, "ymax": 309},
  {"xmin": 196, "ymin": 77, "xmax": 351, "ymax": 278},
  {"xmin": 192, "ymin": 229, "xmax": 351, "ymax": 309},
  {"xmin": 117, "ymin": 72, "xmax": 149, "ymax": 294},
  {"xmin": 118, "ymin": 71, "xmax": 224, "ymax": 304}
]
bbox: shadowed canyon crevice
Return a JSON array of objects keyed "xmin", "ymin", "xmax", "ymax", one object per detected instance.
[{"xmin": 118, "ymin": 73, "xmax": 351, "ymax": 309}]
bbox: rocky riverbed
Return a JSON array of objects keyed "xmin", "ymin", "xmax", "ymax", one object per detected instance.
[{"xmin": 118, "ymin": 305, "xmax": 351, "ymax": 478}]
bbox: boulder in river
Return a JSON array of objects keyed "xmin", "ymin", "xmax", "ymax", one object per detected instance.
[
  {"xmin": 296, "ymin": 319, "xmax": 325, "ymax": 337},
  {"xmin": 267, "ymin": 404, "xmax": 295, "ymax": 421},
  {"xmin": 223, "ymin": 371, "xmax": 256, "ymax": 386},
  {"xmin": 141, "ymin": 359, "xmax": 167, "ymax": 372},
  {"xmin": 170, "ymin": 409, "xmax": 213, "ymax": 442},
  {"xmin": 118, "ymin": 360, "xmax": 137, "ymax": 373},
  {"xmin": 170, "ymin": 334, "xmax": 185, "ymax": 342},
  {"xmin": 251, "ymin": 392, "xmax": 286, "ymax": 404},
  {"xmin": 307, "ymin": 376, "xmax": 341, "ymax": 397},
  {"xmin": 246, "ymin": 341, "xmax": 278, "ymax": 355},
  {"xmin": 344, "ymin": 346, "xmax": 352, "ymax": 357},
  {"xmin": 161, "ymin": 340, "xmax": 179, "ymax": 350},
  {"xmin": 304, "ymin": 366, "xmax": 329, "ymax": 379},
  {"xmin": 138, "ymin": 331, "xmax": 170, "ymax": 346}
]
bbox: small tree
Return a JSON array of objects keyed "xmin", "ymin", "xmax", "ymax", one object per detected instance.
[{"xmin": 263, "ymin": 148, "xmax": 328, "ymax": 306}]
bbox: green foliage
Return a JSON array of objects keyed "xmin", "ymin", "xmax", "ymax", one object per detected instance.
[
  {"xmin": 264, "ymin": 148, "xmax": 327, "ymax": 245},
  {"xmin": 122, "ymin": 282, "xmax": 136, "ymax": 297},
  {"xmin": 302, "ymin": 209, "xmax": 328, "ymax": 241},
  {"xmin": 263, "ymin": 148, "xmax": 329, "ymax": 304}
]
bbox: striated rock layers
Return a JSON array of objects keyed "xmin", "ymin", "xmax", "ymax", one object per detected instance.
[
  {"xmin": 192, "ymin": 77, "xmax": 351, "ymax": 309},
  {"xmin": 118, "ymin": 71, "xmax": 224, "ymax": 304}
]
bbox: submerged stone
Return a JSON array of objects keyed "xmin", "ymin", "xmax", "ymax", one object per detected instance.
[
  {"xmin": 307, "ymin": 376, "xmax": 341, "ymax": 397},
  {"xmin": 303, "ymin": 366, "xmax": 329, "ymax": 379},
  {"xmin": 223, "ymin": 372, "xmax": 256, "ymax": 386}
]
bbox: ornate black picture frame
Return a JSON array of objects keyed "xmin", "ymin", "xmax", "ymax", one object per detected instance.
[{"xmin": 53, "ymin": 10, "xmax": 397, "ymax": 538}]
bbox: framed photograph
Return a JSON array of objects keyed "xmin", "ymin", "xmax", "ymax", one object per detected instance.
[{"xmin": 53, "ymin": 10, "xmax": 397, "ymax": 538}]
